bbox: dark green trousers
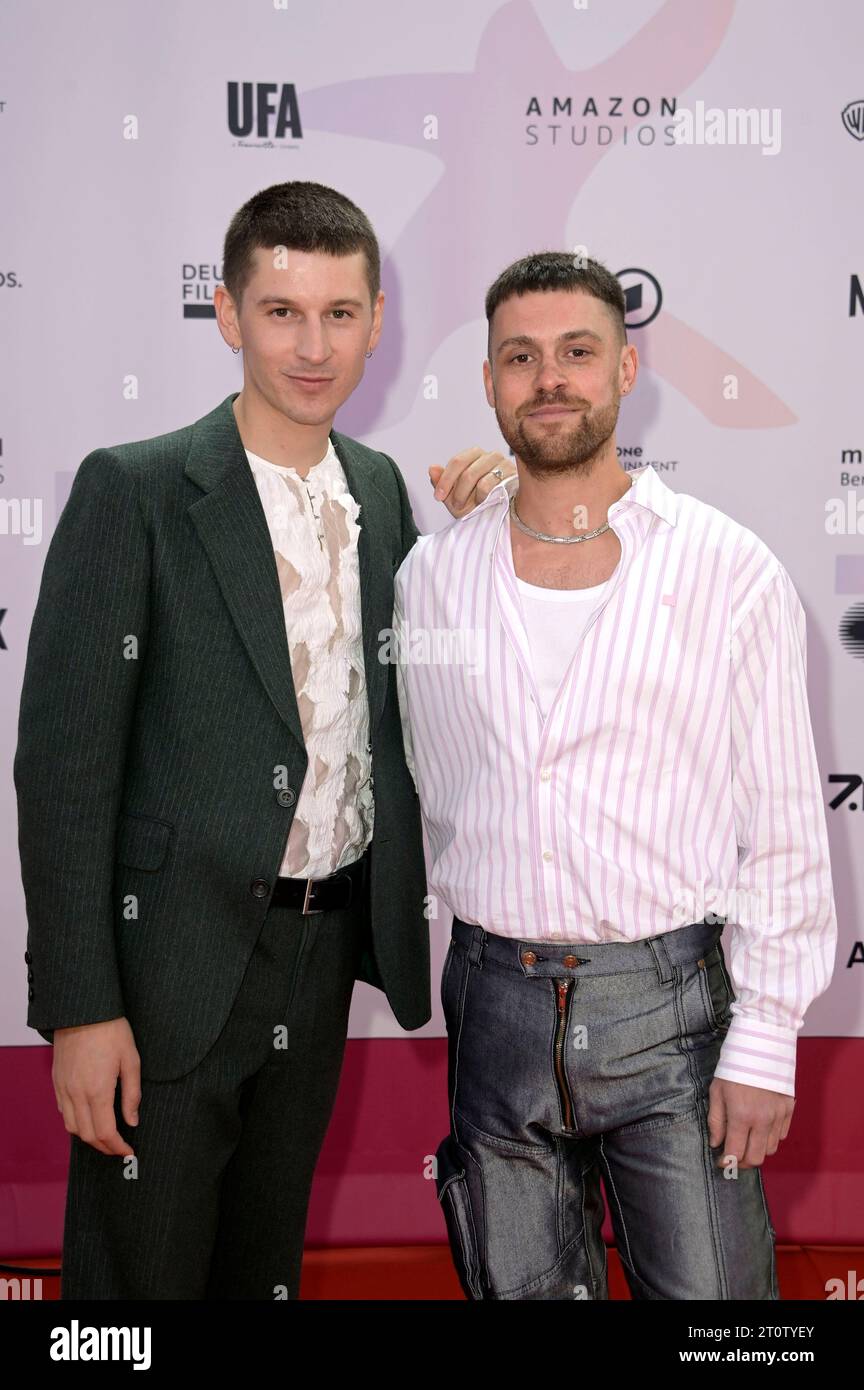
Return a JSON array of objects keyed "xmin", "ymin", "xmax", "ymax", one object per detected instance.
[{"xmin": 60, "ymin": 894, "xmax": 366, "ymax": 1300}]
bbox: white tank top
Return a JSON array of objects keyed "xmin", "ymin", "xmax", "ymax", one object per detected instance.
[{"xmin": 515, "ymin": 574, "xmax": 611, "ymax": 719}]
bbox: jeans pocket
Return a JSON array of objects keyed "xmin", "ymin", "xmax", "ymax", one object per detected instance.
[
  {"xmin": 441, "ymin": 939, "xmax": 468, "ymax": 1027},
  {"xmin": 696, "ymin": 944, "xmax": 734, "ymax": 1032},
  {"xmin": 434, "ymin": 1135, "xmax": 485, "ymax": 1299},
  {"xmin": 440, "ymin": 941, "xmax": 455, "ymax": 1014}
]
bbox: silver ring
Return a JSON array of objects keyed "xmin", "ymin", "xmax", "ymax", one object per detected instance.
[{"xmin": 492, "ymin": 467, "xmax": 504, "ymax": 480}]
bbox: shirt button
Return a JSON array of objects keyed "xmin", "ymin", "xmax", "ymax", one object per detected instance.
[
  {"xmin": 540, "ymin": 768, "xmax": 551, "ymax": 782},
  {"xmin": 543, "ymin": 850, "xmax": 553, "ymax": 863}
]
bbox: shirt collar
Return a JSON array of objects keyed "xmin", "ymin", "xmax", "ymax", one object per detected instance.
[
  {"xmin": 245, "ymin": 436, "xmax": 340, "ymax": 480},
  {"xmin": 472, "ymin": 461, "xmax": 678, "ymax": 529}
]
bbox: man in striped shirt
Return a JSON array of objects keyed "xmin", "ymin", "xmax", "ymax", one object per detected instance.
[{"xmin": 392, "ymin": 251, "xmax": 837, "ymax": 1300}]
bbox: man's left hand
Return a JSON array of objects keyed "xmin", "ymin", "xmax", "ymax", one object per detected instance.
[
  {"xmin": 708, "ymin": 1077, "xmax": 795, "ymax": 1170},
  {"xmin": 430, "ymin": 447, "xmax": 517, "ymax": 519}
]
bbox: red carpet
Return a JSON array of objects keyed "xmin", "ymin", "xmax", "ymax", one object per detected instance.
[
  {"xmin": 3, "ymin": 1036, "xmax": 862, "ymax": 1277},
  {"xmin": 3, "ymin": 1244, "xmax": 861, "ymax": 1300}
]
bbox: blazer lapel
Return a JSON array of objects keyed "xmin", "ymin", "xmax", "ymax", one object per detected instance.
[{"xmin": 184, "ymin": 392, "xmax": 395, "ymax": 752}]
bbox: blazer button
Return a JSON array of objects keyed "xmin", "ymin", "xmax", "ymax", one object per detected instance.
[
  {"xmin": 276, "ymin": 788, "xmax": 296, "ymax": 807},
  {"xmin": 28, "ymin": 988, "xmax": 34, "ymax": 1002},
  {"xmin": 24, "ymin": 950, "xmax": 32, "ymax": 964},
  {"xmin": 250, "ymin": 879, "xmax": 270, "ymax": 899}
]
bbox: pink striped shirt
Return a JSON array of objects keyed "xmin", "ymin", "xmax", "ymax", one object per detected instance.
[{"xmin": 393, "ymin": 463, "xmax": 837, "ymax": 1097}]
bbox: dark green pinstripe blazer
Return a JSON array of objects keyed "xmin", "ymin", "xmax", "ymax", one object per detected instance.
[{"xmin": 14, "ymin": 391, "xmax": 430, "ymax": 1080}]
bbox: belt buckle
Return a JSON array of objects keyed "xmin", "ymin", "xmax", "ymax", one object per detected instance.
[{"xmin": 302, "ymin": 877, "xmax": 323, "ymax": 915}]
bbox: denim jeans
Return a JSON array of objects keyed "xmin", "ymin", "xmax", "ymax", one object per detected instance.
[{"xmin": 434, "ymin": 915, "xmax": 779, "ymax": 1301}]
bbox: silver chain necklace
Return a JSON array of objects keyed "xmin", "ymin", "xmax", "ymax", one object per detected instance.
[
  {"xmin": 509, "ymin": 475, "xmax": 633, "ymax": 544},
  {"xmin": 509, "ymin": 495, "xmax": 611, "ymax": 545}
]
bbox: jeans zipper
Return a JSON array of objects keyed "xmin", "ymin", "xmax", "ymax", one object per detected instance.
[{"xmin": 554, "ymin": 979, "xmax": 576, "ymax": 1132}]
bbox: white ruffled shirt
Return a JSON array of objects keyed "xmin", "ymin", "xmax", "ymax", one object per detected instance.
[{"xmin": 246, "ymin": 440, "xmax": 373, "ymax": 878}]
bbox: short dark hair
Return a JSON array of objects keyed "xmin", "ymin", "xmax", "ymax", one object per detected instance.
[
  {"xmin": 222, "ymin": 181, "xmax": 381, "ymax": 312},
  {"xmin": 485, "ymin": 251, "xmax": 627, "ymax": 355}
]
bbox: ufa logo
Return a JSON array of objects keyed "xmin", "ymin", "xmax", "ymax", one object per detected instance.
[{"xmin": 227, "ymin": 83, "xmax": 303, "ymax": 140}]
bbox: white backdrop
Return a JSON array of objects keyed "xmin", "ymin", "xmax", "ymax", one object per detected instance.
[{"xmin": 1, "ymin": 0, "xmax": 861, "ymax": 1044}]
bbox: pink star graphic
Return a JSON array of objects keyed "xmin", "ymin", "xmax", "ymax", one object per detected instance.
[{"xmin": 301, "ymin": 0, "xmax": 795, "ymax": 435}]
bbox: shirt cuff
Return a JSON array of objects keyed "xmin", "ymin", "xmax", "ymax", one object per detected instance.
[{"xmin": 712, "ymin": 1013, "xmax": 798, "ymax": 1097}]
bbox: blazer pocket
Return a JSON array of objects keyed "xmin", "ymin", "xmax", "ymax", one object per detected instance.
[{"xmin": 115, "ymin": 811, "xmax": 174, "ymax": 872}]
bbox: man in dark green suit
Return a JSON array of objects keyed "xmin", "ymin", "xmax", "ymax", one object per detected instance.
[{"xmin": 14, "ymin": 181, "xmax": 511, "ymax": 1299}]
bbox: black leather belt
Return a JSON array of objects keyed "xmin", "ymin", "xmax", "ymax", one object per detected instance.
[{"xmin": 270, "ymin": 850, "xmax": 369, "ymax": 914}]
